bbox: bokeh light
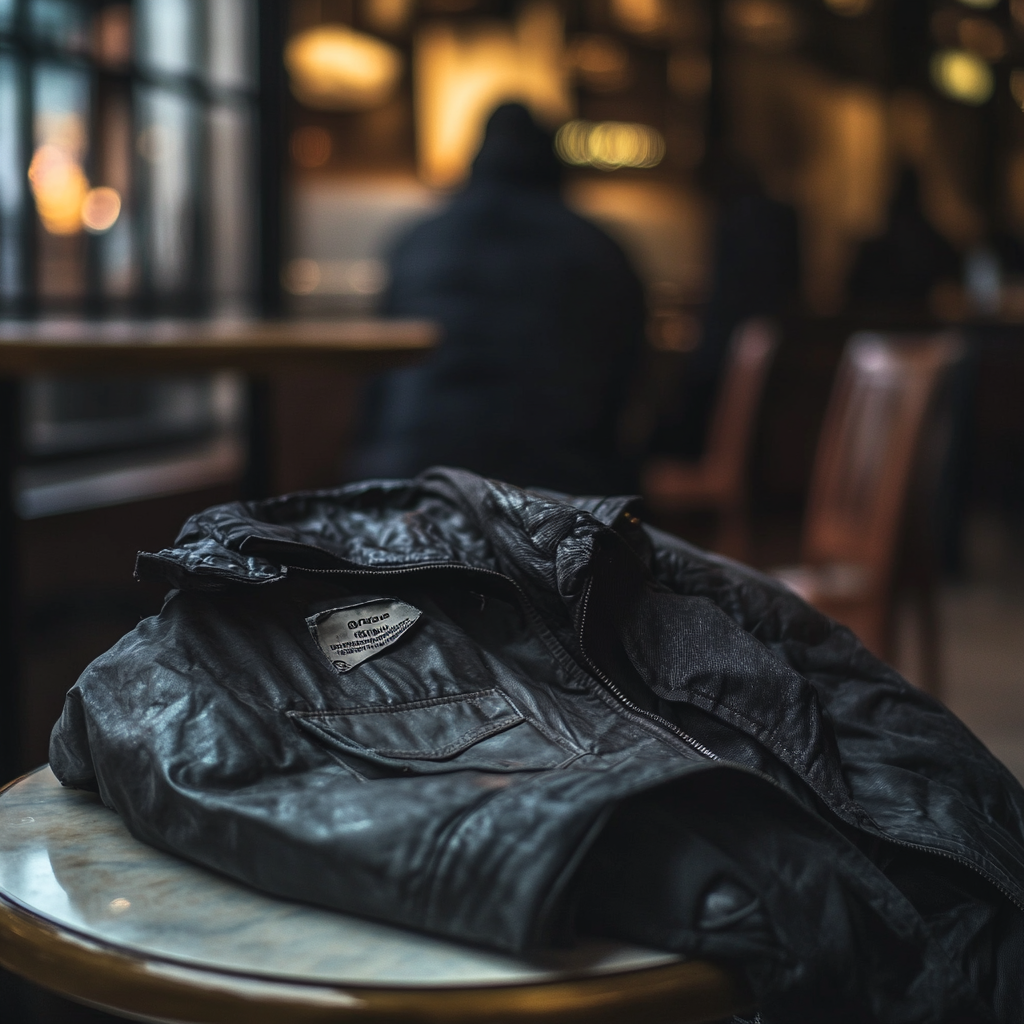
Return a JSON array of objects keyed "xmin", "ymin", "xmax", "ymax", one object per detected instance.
[
  {"xmin": 285, "ymin": 25, "xmax": 403, "ymax": 111},
  {"xmin": 931, "ymin": 48, "xmax": 994, "ymax": 105},
  {"xmin": 81, "ymin": 186, "xmax": 122, "ymax": 233},
  {"xmin": 555, "ymin": 120, "xmax": 665, "ymax": 170},
  {"xmin": 28, "ymin": 143, "xmax": 89, "ymax": 235}
]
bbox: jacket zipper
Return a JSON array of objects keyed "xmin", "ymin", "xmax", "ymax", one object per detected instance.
[
  {"xmin": 217, "ymin": 552, "xmax": 1024, "ymax": 911},
  {"xmin": 289, "ymin": 558, "xmax": 718, "ymax": 761},
  {"xmin": 576, "ymin": 576, "xmax": 718, "ymax": 760},
  {"xmin": 878, "ymin": 833, "xmax": 1024, "ymax": 914}
]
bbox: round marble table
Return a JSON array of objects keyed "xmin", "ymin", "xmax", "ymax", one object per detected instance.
[{"xmin": 0, "ymin": 768, "xmax": 751, "ymax": 1024}]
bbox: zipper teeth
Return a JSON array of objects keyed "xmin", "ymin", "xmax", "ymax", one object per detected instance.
[
  {"xmin": 584, "ymin": 660, "xmax": 719, "ymax": 761},
  {"xmin": 291, "ymin": 558, "xmax": 1024, "ymax": 909},
  {"xmin": 881, "ymin": 834, "xmax": 1024, "ymax": 914},
  {"xmin": 294, "ymin": 560, "xmax": 718, "ymax": 759},
  {"xmin": 576, "ymin": 576, "xmax": 719, "ymax": 761}
]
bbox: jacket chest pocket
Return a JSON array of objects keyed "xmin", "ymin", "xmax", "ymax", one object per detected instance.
[{"xmin": 290, "ymin": 688, "xmax": 577, "ymax": 777}]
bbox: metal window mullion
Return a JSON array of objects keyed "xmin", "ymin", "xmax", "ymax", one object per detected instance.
[
  {"xmin": 190, "ymin": 5, "xmax": 211, "ymax": 317},
  {"xmin": 13, "ymin": 0, "xmax": 35, "ymax": 315},
  {"xmin": 132, "ymin": 78, "xmax": 154, "ymax": 314},
  {"xmin": 85, "ymin": 57, "xmax": 102, "ymax": 314}
]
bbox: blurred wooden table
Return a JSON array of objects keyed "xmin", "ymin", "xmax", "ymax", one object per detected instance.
[
  {"xmin": 0, "ymin": 318, "xmax": 438, "ymax": 782},
  {"xmin": 0, "ymin": 318, "xmax": 436, "ymax": 374}
]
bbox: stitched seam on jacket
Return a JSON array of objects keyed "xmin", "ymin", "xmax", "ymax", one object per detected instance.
[
  {"xmin": 306, "ymin": 717, "xmax": 527, "ymax": 761},
  {"xmin": 291, "ymin": 687, "xmax": 507, "ymax": 717}
]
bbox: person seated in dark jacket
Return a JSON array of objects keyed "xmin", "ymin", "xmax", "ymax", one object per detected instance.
[
  {"xmin": 650, "ymin": 155, "xmax": 800, "ymax": 459},
  {"xmin": 846, "ymin": 166, "xmax": 962, "ymax": 320},
  {"xmin": 348, "ymin": 103, "xmax": 647, "ymax": 495}
]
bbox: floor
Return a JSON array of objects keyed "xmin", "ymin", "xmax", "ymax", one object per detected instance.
[{"xmin": 895, "ymin": 513, "xmax": 1024, "ymax": 784}]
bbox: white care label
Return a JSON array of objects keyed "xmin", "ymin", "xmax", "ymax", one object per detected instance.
[{"xmin": 306, "ymin": 599, "xmax": 422, "ymax": 674}]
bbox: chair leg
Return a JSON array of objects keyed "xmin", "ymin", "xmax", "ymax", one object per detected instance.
[{"xmin": 916, "ymin": 581, "xmax": 942, "ymax": 699}]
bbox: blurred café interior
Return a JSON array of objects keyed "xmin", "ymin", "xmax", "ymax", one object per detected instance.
[{"xmin": 2, "ymin": 0, "xmax": 1024, "ymax": 1017}]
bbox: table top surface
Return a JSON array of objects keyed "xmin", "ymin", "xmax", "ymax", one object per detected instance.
[
  {"xmin": 0, "ymin": 768, "xmax": 680, "ymax": 989},
  {"xmin": 0, "ymin": 318, "xmax": 438, "ymax": 373}
]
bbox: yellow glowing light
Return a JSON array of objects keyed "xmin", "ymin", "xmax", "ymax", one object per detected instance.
[
  {"xmin": 28, "ymin": 144, "xmax": 89, "ymax": 235},
  {"xmin": 81, "ymin": 186, "xmax": 121, "ymax": 233},
  {"xmin": 415, "ymin": 3, "xmax": 572, "ymax": 188},
  {"xmin": 931, "ymin": 49, "xmax": 994, "ymax": 105},
  {"xmin": 555, "ymin": 120, "xmax": 665, "ymax": 171},
  {"xmin": 957, "ymin": 0, "xmax": 998, "ymax": 8},
  {"xmin": 285, "ymin": 25, "xmax": 403, "ymax": 111}
]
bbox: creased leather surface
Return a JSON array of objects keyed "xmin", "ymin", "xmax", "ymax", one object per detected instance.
[{"xmin": 51, "ymin": 468, "xmax": 1024, "ymax": 1022}]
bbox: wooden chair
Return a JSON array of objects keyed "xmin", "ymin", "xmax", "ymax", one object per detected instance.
[
  {"xmin": 773, "ymin": 332, "xmax": 964, "ymax": 691},
  {"xmin": 643, "ymin": 319, "xmax": 779, "ymax": 561},
  {"xmin": 0, "ymin": 767, "xmax": 752, "ymax": 1023}
]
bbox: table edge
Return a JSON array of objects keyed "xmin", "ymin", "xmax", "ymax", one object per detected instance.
[{"xmin": 0, "ymin": 771, "xmax": 753, "ymax": 1022}]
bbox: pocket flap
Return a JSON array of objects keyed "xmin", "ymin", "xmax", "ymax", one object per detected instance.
[{"xmin": 291, "ymin": 689, "xmax": 573, "ymax": 773}]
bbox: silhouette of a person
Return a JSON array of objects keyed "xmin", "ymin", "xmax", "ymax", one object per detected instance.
[{"xmin": 349, "ymin": 103, "xmax": 646, "ymax": 495}]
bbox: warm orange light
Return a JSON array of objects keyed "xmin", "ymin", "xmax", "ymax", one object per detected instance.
[
  {"xmin": 555, "ymin": 120, "xmax": 665, "ymax": 170},
  {"xmin": 823, "ymin": 0, "xmax": 872, "ymax": 16},
  {"xmin": 1010, "ymin": 69, "xmax": 1024, "ymax": 111},
  {"xmin": 415, "ymin": 2, "xmax": 572, "ymax": 188},
  {"xmin": 285, "ymin": 25, "xmax": 403, "ymax": 110},
  {"xmin": 725, "ymin": 0, "xmax": 801, "ymax": 48},
  {"xmin": 365, "ymin": 0, "xmax": 414, "ymax": 34},
  {"xmin": 568, "ymin": 35, "xmax": 630, "ymax": 93},
  {"xmin": 291, "ymin": 125, "xmax": 333, "ymax": 168},
  {"xmin": 28, "ymin": 144, "xmax": 89, "ymax": 235},
  {"xmin": 81, "ymin": 186, "xmax": 121, "ymax": 233},
  {"xmin": 610, "ymin": 0, "xmax": 670, "ymax": 35},
  {"xmin": 957, "ymin": 17, "xmax": 1007, "ymax": 62}
]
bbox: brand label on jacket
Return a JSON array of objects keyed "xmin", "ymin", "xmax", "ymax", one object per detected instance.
[{"xmin": 306, "ymin": 600, "xmax": 421, "ymax": 673}]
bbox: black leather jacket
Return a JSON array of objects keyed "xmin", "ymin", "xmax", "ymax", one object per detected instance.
[{"xmin": 51, "ymin": 469, "xmax": 1024, "ymax": 1022}]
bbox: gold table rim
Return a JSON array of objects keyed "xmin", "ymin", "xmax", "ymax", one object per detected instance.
[{"xmin": 0, "ymin": 769, "xmax": 753, "ymax": 1023}]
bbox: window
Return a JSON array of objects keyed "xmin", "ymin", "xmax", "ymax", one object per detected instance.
[
  {"xmin": 0, "ymin": 1, "xmax": 267, "ymax": 516},
  {"xmin": 0, "ymin": 0, "xmax": 259, "ymax": 314}
]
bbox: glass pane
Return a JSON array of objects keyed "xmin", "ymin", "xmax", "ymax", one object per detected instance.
[
  {"xmin": 96, "ymin": 89, "xmax": 135, "ymax": 296},
  {"xmin": 23, "ymin": 376, "xmax": 230, "ymax": 457},
  {"xmin": 33, "ymin": 62, "xmax": 90, "ymax": 300},
  {"xmin": 208, "ymin": 102, "xmax": 253, "ymax": 309},
  {"xmin": 92, "ymin": 3, "xmax": 133, "ymax": 68},
  {"xmin": 0, "ymin": 0, "xmax": 14, "ymax": 30},
  {"xmin": 0, "ymin": 55, "xmax": 23, "ymax": 300},
  {"xmin": 29, "ymin": 0, "xmax": 91, "ymax": 52},
  {"xmin": 135, "ymin": 0, "xmax": 200, "ymax": 78},
  {"xmin": 137, "ymin": 86, "xmax": 198, "ymax": 294},
  {"xmin": 206, "ymin": 0, "xmax": 255, "ymax": 90}
]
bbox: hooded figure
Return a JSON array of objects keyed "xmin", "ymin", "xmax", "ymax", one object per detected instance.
[{"xmin": 350, "ymin": 103, "xmax": 646, "ymax": 494}]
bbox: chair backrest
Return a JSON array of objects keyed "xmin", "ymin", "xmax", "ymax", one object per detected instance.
[
  {"xmin": 702, "ymin": 318, "xmax": 779, "ymax": 490},
  {"xmin": 801, "ymin": 332, "xmax": 964, "ymax": 584}
]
